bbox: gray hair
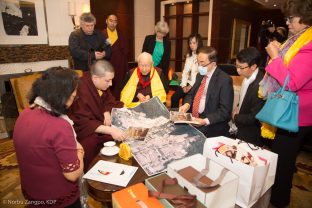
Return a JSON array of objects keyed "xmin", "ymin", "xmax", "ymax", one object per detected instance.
[
  {"xmin": 154, "ymin": 21, "xmax": 169, "ymax": 34},
  {"xmin": 90, "ymin": 60, "xmax": 114, "ymax": 76},
  {"xmin": 137, "ymin": 52, "xmax": 153, "ymax": 65},
  {"xmin": 80, "ymin": 12, "xmax": 96, "ymax": 24}
]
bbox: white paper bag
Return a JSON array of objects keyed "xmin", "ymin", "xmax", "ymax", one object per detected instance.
[
  {"xmin": 203, "ymin": 136, "xmax": 278, "ymax": 208},
  {"xmin": 167, "ymin": 154, "xmax": 239, "ymax": 208},
  {"xmin": 234, "ymin": 139, "xmax": 278, "ymax": 196}
]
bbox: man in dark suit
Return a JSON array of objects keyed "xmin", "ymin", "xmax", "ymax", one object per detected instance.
[
  {"xmin": 232, "ymin": 47, "xmax": 265, "ymax": 146},
  {"xmin": 179, "ymin": 46, "xmax": 234, "ymax": 138}
]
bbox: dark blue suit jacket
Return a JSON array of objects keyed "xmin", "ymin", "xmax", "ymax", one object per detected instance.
[{"xmin": 184, "ymin": 67, "xmax": 234, "ymax": 137}]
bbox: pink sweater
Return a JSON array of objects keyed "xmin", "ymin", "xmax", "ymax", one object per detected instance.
[{"xmin": 266, "ymin": 41, "xmax": 312, "ymax": 126}]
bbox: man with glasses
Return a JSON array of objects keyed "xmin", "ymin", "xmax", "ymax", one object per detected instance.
[
  {"xmin": 231, "ymin": 47, "xmax": 265, "ymax": 146},
  {"xmin": 179, "ymin": 46, "xmax": 234, "ymax": 138}
]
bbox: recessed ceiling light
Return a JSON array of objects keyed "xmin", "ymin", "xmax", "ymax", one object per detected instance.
[{"xmin": 273, "ymin": 4, "xmax": 277, "ymax": 7}]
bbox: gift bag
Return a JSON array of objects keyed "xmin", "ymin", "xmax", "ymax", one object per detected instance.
[
  {"xmin": 203, "ymin": 136, "xmax": 277, "ymax": 208},
  {"xmin": 256, "ymin": 74, "xmax": 299, "ymax": 132},
  {"xmin": 234, "ymin": 139, "xmax": 278, "ymax": 196}
]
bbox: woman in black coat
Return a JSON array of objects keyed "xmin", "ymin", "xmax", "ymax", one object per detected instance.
[{"xmin": 142, "ymin": 21, "xmax": 171, "ymax": 81}]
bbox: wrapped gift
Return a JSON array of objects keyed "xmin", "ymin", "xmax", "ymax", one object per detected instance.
[
  {"xmin": 112, "ymin": 183, "xmax": 164, "ymax": 208},
  {"xmin": 203, "ymin": 136, "xmax": 278, "ymax": 208},
  {"xmin": 167, "ymin": 154, "xmax": 239, "ymax": 208},
  {"xmin": 145, "ymin": 173, "xmax": 205, "ymax": 208}
]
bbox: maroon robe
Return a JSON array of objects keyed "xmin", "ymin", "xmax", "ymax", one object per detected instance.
[
  {"xmin": 68, "ymin": 72, "xmax": 123, "ymax": 171},
  {"xmin": 103, "ymin": 29, "xmax": 129, "ymax": 99}
]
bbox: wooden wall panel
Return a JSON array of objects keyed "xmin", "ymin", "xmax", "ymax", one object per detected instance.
[
  {"xmin": 91, "ymin": 0, "xmax": 134, "ymax": 61},
  {"xmin": 212, "ymin": 0, "xmax": 285, "ymax": 63}
]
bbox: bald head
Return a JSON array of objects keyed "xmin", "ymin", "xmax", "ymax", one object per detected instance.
[{"xmin": 90, "ymin": 60, "xmax": 114, "ymax": 76}]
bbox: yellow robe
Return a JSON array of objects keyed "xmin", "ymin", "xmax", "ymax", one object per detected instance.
[{"xmin": 121, "ymin": 67, "xmax": 167, "ymax": 108}]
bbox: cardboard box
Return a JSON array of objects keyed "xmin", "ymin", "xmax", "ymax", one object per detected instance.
[
  {"xmin": 167, "ymin": 154, "xmax": 239, "ymax": 208},
  {"xmin": 145, "ymin": 173, "xmax": 205, "ymax": 208},
  {"xmin": 112, "ymin": 183, "xmax": 164, "ymax": 208}
]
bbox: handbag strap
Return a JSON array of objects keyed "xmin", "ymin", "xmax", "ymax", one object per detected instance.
[
  {"xmin": 148, "ymin": 178, "xmax": 197, "ymax": 208},
  {"xmin": 281, "ymin": 74, "xmax": 290, "ymax": 92}
]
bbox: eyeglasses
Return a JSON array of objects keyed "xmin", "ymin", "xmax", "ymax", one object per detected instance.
[
  {"xmin": 284, "ymin": 16, "xmax": 296, "ymax": 23},
  {"xmin": 235, "ymin": 65, "xmax": 249, "ymax": 70}
]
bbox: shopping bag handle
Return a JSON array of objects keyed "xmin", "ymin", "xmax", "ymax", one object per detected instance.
[
  {"xmin": 237, "ymin": 139, "xmax": 262, "ymax": 151},
  {"xmin": 148, "ymin": 178, "xmax": 197, "ymax": 208}
]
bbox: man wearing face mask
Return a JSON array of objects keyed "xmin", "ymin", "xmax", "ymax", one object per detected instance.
[{"xmin": 179, "ymin": 46, "xmax": 234, "ymax": 138}]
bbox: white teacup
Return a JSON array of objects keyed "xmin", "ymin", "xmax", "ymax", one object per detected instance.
[{"xmin": 103, "ymin": 141, "xmax": 116, "ymax": 147}]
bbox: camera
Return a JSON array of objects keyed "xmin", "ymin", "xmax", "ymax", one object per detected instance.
[{"xmin": 263, "ymin": 20, "xmax": 274, "ymax": 28}]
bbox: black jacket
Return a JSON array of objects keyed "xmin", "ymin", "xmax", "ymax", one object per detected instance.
[
  {"xmin": 142, "ymin": 34, "xmax": 171, "ymax": 76},
  {"xmin": 69, "ymin": 29, "xmax": 112, "ymax": 71},
  {"xmin": 184, "ymin": 68, "xmax": 234, "ymax": 138},
  {"xmin": 234, "ymin": 70, "xmax": 265, "ymax": 146}
]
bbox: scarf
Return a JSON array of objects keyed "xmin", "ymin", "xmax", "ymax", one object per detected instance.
[
  {"xmin": 238, "ymin": 68, "xmax": 258, "ymax": 112},
  {"xmin": 33, "ymin": 97, "xmax": 77, "ymax": 140},
  {"xmin": 137, "ymin": 67, "xmax": 155, "ymax": 88}
]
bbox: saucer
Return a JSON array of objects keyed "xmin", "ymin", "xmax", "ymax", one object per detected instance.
[{"xmin": 100, "ymin": 146, "xmax": 120, "ymax": 156}]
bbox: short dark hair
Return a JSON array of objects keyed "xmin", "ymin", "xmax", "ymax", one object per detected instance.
[
  {"xmin": 186, "ymin": 33, "xmax": 203, "ymax": 56},
  {"xmin": 29, "ymin": 67, "xmax": 79, "ymax": 116},
  {"xmin": 282, "ymin": 0, "xmax": 312, "ymax": 26},
  {"xmin": 198, "ymin": 46, "xmax": 218, "ymax": 62},
  {"xmin": 236, "ymin": 47, "xmax": 261, "ymax": 67}
]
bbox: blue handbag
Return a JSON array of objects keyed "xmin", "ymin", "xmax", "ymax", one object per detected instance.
[{"xmin": 256, "ymin": 74, "xmax": 299, "ymax": 132}]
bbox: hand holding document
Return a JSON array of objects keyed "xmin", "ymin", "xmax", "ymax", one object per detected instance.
[{"xmin": 170, "ymin": 111, "xmax": 200, "ymax": 125}]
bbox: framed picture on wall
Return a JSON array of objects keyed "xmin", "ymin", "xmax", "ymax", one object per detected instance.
[
  {"xmin": 231, "ymin": 18, "xmax": 251, "ymax": 59},
  {"xmin": 0, "ymin": 0, "xmax": 47, "ymax": 45}
]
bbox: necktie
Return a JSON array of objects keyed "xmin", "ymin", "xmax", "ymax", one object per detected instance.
[{"xmin": 192, "ymin": 76, "xmax": 208, "ymax": 118}]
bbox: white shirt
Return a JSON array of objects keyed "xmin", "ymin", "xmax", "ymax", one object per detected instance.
[
  {"xmin": 198, "ymin": 66, "xmax": 217, "ymax": 114},
  {"xmin": 180, "ymin": 53, "xmax": 198, "ymax": 87},
  {"xmin": 238, "ymin": 68, "xmax": 259, "ymax": 112}
]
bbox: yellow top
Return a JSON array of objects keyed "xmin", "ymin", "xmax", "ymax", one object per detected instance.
[
  {"xmin": 97, "ymin": 90, "xmax": 103, "ymax": 96},
  {"xmin": 107, "ymin": 28, "xmax": 118, "ymax": 46}
]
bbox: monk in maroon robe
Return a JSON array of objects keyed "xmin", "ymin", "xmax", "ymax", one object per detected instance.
[
  {"xmin": 103, "ymin": 14, "xmax": 129, "ymax": 99},
  {"xmin": 68, "ymin": 60, "xmax": 125, "ymax": 171}
]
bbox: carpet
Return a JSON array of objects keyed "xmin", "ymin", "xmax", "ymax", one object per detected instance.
[{"xmin": 0, "ymin": 139, "xmax": 18, "ymax": 170}]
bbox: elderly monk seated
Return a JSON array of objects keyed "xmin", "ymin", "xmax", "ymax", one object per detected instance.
[
  {"xmin": 68, "ymin": 60, "xmax": 126, "ymax": 171},
  {"xmin": 121, "ymin": 52, "xmax": 167, "ymax": 108}
]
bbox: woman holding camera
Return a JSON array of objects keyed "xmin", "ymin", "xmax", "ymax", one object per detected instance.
[{"xmin": 264, "ymin": 0, "xmax": 312, "ymax": 207}]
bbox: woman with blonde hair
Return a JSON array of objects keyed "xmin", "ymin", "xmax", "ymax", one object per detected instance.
[{"xmin": 142, "ymin": 21, "xmax": 171, "ymax": 86}]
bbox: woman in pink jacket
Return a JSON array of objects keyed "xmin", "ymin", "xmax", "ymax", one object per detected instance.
[{"xmin": 265, "ymin": 0, "xmax": 312, "ymax": 207}]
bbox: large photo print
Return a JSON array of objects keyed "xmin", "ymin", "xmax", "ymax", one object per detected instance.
[{"xmin": 0, "ymin": 0, "xmax": 47, "ymax": 44}]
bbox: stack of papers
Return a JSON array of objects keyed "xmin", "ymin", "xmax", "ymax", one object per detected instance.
[{"xmin": 83, "ymin": 160, "xmax": 138, "ymax": 187}]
